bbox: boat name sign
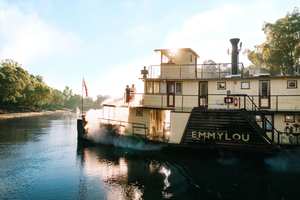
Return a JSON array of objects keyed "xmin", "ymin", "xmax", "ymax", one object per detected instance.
[{"xmin": 191, "ymin": 130, "xmax": 250, "ymax": 142}]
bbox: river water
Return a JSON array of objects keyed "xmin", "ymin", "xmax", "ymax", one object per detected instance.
[{"xmin": 1, "ymin": 114, "xmax": 300, "ymax": 200}]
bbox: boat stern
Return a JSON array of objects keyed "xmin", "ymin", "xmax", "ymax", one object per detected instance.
[{"xmin": 77, "ymin": 115, "xmax": 88, "ymax": 141}]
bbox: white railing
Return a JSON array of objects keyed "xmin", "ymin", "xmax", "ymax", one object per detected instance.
[{"xmin": 147, "ymin": 63, "xmax": 244, "ymax": 79}]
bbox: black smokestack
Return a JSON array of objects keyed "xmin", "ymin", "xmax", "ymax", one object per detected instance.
[{"xmin": 230, "ymin": 38, "xmax": 240, "ymax": 75}]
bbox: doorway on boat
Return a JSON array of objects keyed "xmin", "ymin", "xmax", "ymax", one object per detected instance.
[
  {"xmin": 167, "ymin": 81, "xmax": 175, "ymax": 107},
  {"xmin": 149, "ymin": 109, "xmax": 169, "ymax": 141},
  {"xmin": 198, "ymin": 81, "xmax": 208, "ymax": 108},
  {"xmin": 256, "ymin": 114, "xmax": 274, "ymax": 141},
  {"xmin": 259, "ymin": 80, "xmax": 270, "ymax": 109}
]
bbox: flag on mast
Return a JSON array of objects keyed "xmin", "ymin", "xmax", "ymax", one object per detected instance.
[{"xmin": 82, "ymin": 78, "xmax": 88, "ymax": 97}]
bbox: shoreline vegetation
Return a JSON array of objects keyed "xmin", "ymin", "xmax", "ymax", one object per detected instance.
[
  {"xmin": 0, "ymin": 59, "xmax": 108, "ymax": 113},
  {"xmin": 0, "ymin": 110, "xmax": 71, "ymax": 120}
]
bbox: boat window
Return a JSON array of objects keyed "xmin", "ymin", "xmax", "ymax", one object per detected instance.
[
  {"xmin": 259, "ymin": 80, "xmax": 270, "ymax": 97},
  {"xmin": 217, "ymin": 81, "xmax": 226, "ymax": 90},
  {"xmin": 175, "ymin": 82, "xmax": 182, "ymax": 94},
  {"xmin": 287, "ymin": 80, "xmax": 297, "ymax": 89},
  {"xmin": 153, "ymin": 82, "xmax": 160, "ymax": 94},
  {"xmin": 160, "ymin": 82, "xmax": 166, "ymax": 94},
  {"xmin": 241, "ymin": 81, "xmax": 250, "ymax": 89},
  {"xmin": 285, "ymin": 114, "xmax": 295, "ymax": 123},
  {"xmin": 146, "ymin": 81, "xmax": 153, "ymax": 94},
  {"xmin": 167, "ymin": 82, "xmax": 175, "ymax": 93},
  {"xmin": 136, "ymin": 108, "xmax": 143, "ymax": 117},
  {"xmin": 265, "ymin": 115, "xmax": 273, "ymax": 131}
]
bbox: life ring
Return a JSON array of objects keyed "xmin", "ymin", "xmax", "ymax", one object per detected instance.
[{"xmin": 234, "ymin": 97, "xmax": 239, "ymax": 107}]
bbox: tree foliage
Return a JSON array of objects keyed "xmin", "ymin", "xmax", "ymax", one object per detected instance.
[
  {"xmin": 0, "ymin": 59, "xmax": 107, "ymax": 112},
  {"xmin": 248, "ymin": 8, "xmax": 300, "ymax": 75}
]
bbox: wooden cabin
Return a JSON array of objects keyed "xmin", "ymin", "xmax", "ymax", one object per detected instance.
[{"xmin": 125, "ymin": 44, "xmax": 300, "ymax": 146}]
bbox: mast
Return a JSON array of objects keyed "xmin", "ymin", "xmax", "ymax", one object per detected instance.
[
  {"xmin": 81, "ymin": 78, "xmax": 84, "ymax": 116},
  {"xmin": 81, "ymin": 92, "xmax": 84, "ymax": 115}
]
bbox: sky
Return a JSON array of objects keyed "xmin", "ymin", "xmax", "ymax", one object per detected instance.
[{"xmin": 0, "ymin": 0, "xmax": 299, "ymax": 97}]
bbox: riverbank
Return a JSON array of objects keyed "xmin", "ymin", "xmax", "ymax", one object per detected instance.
[{"xmin": 0, "ymin": 110, "xmax": 71, "ymax": 120}]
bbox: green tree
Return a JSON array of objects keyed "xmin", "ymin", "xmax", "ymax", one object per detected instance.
[
  {"xmin": 0, "ymin": 59, "xmax": 52, "ymax": 110},
  {"xmin": 248, "ymin": 8, "xmax": 300, "ymax": 75},
  {"xmin": 0, "ymin": 60, "xmax": 26, "ymax": 104},
  {"xmin": 63, "ymin": 86, "xmax": 73, "ymax": 101},
  {"xmin": 50, "ymin": 89, "xmax": 65, "ymax": 106},
  {"xmin": 0, "ymin": 58, "xmax": 108, "ymax": 112},
  {"xmin": 65, "ymin": 94, "xmax": 81, "ymax": 110}
]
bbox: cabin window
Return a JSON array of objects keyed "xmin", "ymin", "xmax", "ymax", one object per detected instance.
[
  {"xmin": 241, "ymin": 81, "xmax": 250, "ymax": 89},
  {"xmin": 190, "ymin": 55, "xmax": 193, "ymax": 62},
  {"xmin": 285, "ymin": 114, "xmax": 295, "ymax": 123},
  {"xmin": 265, "ymin": 115, "xmax": 273, "ymax": 131},
  {"xmin": 146, "ymin": 81, "xmax": 160, "ymax": 94},
  {"xmin": 160, "ymin": 82, "xmax": 166, "ymax": 94},
  {"xmin": 175, "ymin": 82, "xmax": 182, "ymax": 94},
  {"xmin": 136, "ymin": 108, "xmax": 143, "ymax": 117},
  {"xmin": 217, "ymin": 81, "xmax": 226, "ymax": 90},
  {"xmin": 260, "ymin": 80, "xmax": 270, "ymax": 97},
  {"xmin": 153, "ymin": 82, "xmax": 160, "ymax": 94},
  {"xmin": 287, "ymin": 80, "xmax": 297, "ymax": 89},
  {"xmin": 146, "ymin": 82, "xmax": 153, "ymax": 94}
]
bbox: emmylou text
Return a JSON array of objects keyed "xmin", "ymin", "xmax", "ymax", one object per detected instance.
[{"xmin": 191, "ymin": 131, "xmax": 250, "ymax": 142}]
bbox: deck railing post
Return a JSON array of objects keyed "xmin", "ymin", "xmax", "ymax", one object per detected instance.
[
  {"xmin": 179, "ymin": 65, "xmax": 181, "ymax": 79},
  {"xmin": 218, "ymin": 64, "xmax": 221, "ymax": 79},
  {"xmin": 276, "ymin": 96, "xmax": 278, "ymax": 111},
  {"xmin": 195, "ymin": 63, "xmax": 197, "ymax": 79},
  {"xmin": 182, "ymin": 95, "xmax": 184, "ymax": 111}
]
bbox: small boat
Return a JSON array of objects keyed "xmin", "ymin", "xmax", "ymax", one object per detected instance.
[{"xmin": 78, "ymin": 38, "xmax": 300, "ymax": 154}]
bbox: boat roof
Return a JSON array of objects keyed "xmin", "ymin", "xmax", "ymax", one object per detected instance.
[{"xmin": 154, "ymin": 48, "xmax": 199, "ymax": 58}]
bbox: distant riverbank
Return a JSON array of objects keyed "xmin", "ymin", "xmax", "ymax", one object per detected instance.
[{"xmin": 0, "ymin": 110, "xmax": 71, "ymax": 120}]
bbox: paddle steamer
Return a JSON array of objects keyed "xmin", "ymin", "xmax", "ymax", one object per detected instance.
[{"xmin": 78, "ymin": 38, "xmax": 300, "ymax": 152}]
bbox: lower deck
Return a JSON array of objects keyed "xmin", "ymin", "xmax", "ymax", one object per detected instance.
[{"xmin": 100, "ymin": 105, "xmax": 300, "ymax": 146}]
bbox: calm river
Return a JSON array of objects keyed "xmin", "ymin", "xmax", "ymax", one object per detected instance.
[{"xmin": 1, "ymin": 114, "xmax": 300, "ymax": 200}]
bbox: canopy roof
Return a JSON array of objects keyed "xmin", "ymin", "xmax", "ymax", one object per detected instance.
[{"xmin": 154, "ymin": 48, "xmax": 199, "ymax": 58}]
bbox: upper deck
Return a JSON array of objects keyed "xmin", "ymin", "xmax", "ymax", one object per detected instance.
[
  {"xmin": 135, "ymin": 47, "xmax": 300, "ymax": 112},
  {"xmin": 143, "ymin": 47, "xmax": 246, "ymax": 80},
  {"xmin": 147, "ymin": 63, "xmax": 245, "ymax": 80}
]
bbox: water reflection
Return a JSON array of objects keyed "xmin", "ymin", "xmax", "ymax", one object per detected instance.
[
  {"xmin": 76, "ymin": 144, "xmax": 300, "ymax": 200},
  {"xmin": 78, "ymin": 147, "xmax": 160, "ymax": 199},
  {"xmin": 81, "ymin": 147, "xmax": 136, "ymax": 200},
  {"xmin": 0, "ymin": 113, "xmax": 74, "ymax": 144},
  {"xmin": 77, "ymin": 146, "xmax": 197, "ymax": 199},
  {"xmin": 1, "ymin": 114, "xmax": 300, "ymax": 200}
]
